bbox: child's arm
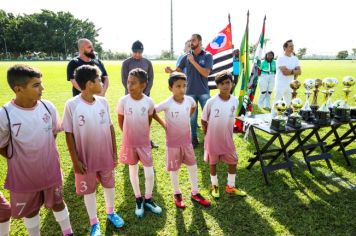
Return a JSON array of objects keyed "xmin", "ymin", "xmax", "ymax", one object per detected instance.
[
  {"xmin": 110, "ymin": 125, "xmax": 118, "ymax": 166},
  {"xmin": 118, "ymin": 114, "xmax": 124, "ymax": 131},
  {"xmin": 201, "ymin": 120, "xmax": 208, "ymax": 135},
  {"xmin": 190, "ymin": 106, "xmax": 196, "ymax": 117},
  {"xmin": 152, "ymin": 110, "xmax": 167, "ymax": 131},
  {"xmin": 65, "ymin": 132, "xmax": 86, "ymax": 174}
]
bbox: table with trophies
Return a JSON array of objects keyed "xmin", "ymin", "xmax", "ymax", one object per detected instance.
[{"xmin": 243, "ymin": 76, "xmax": 356, "ymax": 184}]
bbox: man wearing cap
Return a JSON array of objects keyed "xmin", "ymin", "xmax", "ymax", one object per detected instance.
[
  {"xmin": 121, "ymin": 40, "xmax": 158, "ymax": 148},
  {"xmin": 67, "ymin": 38, "xmax": 109, "ymax": 97}
]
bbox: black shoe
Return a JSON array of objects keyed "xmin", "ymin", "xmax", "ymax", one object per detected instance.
[
  {"xmin": 192, "ymin": 137, "xmax": 199, "ymax": 148},
  {"xmin": 151, "ymin": 140, "xmax": 159, "ymax": 149}
]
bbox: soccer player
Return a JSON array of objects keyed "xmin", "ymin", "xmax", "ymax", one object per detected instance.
[
  {"xmin": 0, "ymin": 64, "xmax": 73, "ymax": 235},
  {"xmin": 116, "ymin": 68, "xmax": 162, "ymax": 218},
  {"xmin": 153, "ymin": 72, "xmax": 210, "ymax": 208},
  {"xmin": 201, "ymin": 71, "xmax": 247, "ymax": 199},
  {"xmin": 62, "ymin": 65, "xmax": 124, "ymax": 236}
]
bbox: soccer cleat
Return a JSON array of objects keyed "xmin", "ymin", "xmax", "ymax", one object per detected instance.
[
  {"xmin": 191, "ymin": 193, "xmax": 211, "ymax": 207},
  {"xmin": 107, "ymin": 212, "xmax": 125, "ymax": 228},
  {"xmin": 225, "ymin": 186, "xmax": 247, "ymax": 197},
  {"xmin": 135, "ymin": 197, "xmax": 144, "ymax": 218},
  {"xmin": 174, "ymin": 193, "xmax": 186, "ymax": 209},
  {"xmin": 90, "ymin": 223, "xmax": 101, "ymax": 236},
  {"xmin": 151, "ymin": 140, "xmax": 159, "ymax": 149},
  {"xmin": 211, "ymin": 185, "xmax": 220, "ymax": 199},
  {"xmin": 144, "ymin": 198, "xmax": 162, "ymax": 214}
]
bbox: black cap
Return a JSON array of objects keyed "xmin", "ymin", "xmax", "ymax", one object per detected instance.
[{"xmin": 132, "ymin": 40, "xmax": 144, "ymax": 52}]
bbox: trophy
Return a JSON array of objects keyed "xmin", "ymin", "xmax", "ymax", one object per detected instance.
[
  {"xmin": 327, "ymin": 77, "xmax": 338, "ymax": 117},
  {"xmin": 351, "ymin": 94, "xmax": 356, "ymax": 119},
  {"xmin": 315, "ymin": 78, "xmax": 338, "ymax": 125},
  {"xmin": 271, "ymin": 99, "xmax": 287, "ymax": 131},
  {"xmin": 287, "ymin": 98, "xmax": 303, "ymax": 128},
  {"xmin": 333, "ymin": 76, "xmax": 355, "ymax": 121},
  {"xmin": 285, "ymin": 79, "xmax": 301, "ymax": 115},
  {"xmin": 300, "ymin": 79, "xmax": 315, "ymax": 122},
  {"xmin": 310, "ymin": 78, "xmax": 322, "ymax": 114}
]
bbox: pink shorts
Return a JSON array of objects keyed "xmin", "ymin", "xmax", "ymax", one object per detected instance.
[
  {"xmin": 204, "ymin": 152, "xmax": 238, "ymax": 165},
  {"xmin": 0, "ymin": 192, "xmax": 11, "ymax": 221},
  {"xmin": 166, "ymin": 145, "xmax": 196, "ymax": 171},
  {"xmin": 75, "ymin": 170, "xmax": 115, "ymax": 195},
  {"xmin": 10, "ymin": 184, "xmax": 64, "ymax": 219},
  {"xmin": 120, "ymin": 146, "xmax": 153, "ymax": 167}
]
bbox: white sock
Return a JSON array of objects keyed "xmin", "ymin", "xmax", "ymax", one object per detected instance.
[
  {"xmin": 84, "ymin": 192, "xmax": 98, "ymax": 225},
  {"xmin": 143, "ymin": 166, "xmax": 154, "ymax": 199},
  {"xmin": 103, "ymin": 187, "xmax": 115, "ymax": 214},
  {"xmin": 129, "ymin": 164, "xmax": 141, "ymax": 198},
  {"xmin": 0, "ymin": 220, "xmax": 10, "ymax": 236},
  {"xmin": 210, "ymin": 174, "xmax": 218, "ymax": 186},
  {"xmin": 227, "ymin": 173, "xmax": 236, "ymax": 188},
  {"xmin": 24, "ymin": 214, "xmax": 40, "ymax": 236},
  {"xmin": 169, "ymin": 170, "xmax": 181, "ymax": 194},
  {"xmin": 187, "ymin": 165, "xmax": 199, "ymax": 195},
  {"xmin": 53, "ymin": 206, "xmax": 73, "ymax": 235}
]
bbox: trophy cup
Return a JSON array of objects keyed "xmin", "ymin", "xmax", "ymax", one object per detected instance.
[
  {"xmin": 333, "ymin": 76, "xmax": 355, "ymax": 121},
  {"xmin": 287, "ymin": 98, "xmax": 303, "ymax": 128},
  {"xmin": 327, "ymin": 78, "xmax": 338, "ymax": 118},
  {"xmin": 271, "ymin": 99, "xmax": 287, "ymax": 131},
  {"xmin": 300, "ymin": 79, "xmax": 315, "ymax": 122},
  {"xmin": 310, "ymin": 78, "xmax": 322, "ymax": 114},
  {"xmin": 315, "ymin": 78, "xmax": 337, "ymax": 125},
  {"xmin": 351, "ymin": 94, "xmax": 356, "ymax": 119},
  {"xmin": 285, "ymin": 79, "xmax": 301, "ymax": 115}
]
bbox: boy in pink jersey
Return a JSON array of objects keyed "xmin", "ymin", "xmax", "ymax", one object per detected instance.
[
  {"xmin": 154, "ymin": 72, "xmax": 210, "ymax": 208},
  {"xmin": 0, "ymin": 192, "xmax": 11, "ymax": 236},
  {"xmin": 62, "ymin": 65, "xmax": 124, "ymax": 235},
  {"xmin": 201, "ymin": 71, "xmax": 247, "ymax": 199},
  {"xmin": 0, "ymin": 64, "xmax": 73, "ymax": 236},
  {"xmin": 116, "ymin": 68, "xmax": 162, "ymax": 218}
]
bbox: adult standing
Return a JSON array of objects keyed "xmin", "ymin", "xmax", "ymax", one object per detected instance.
[
  {"xmin": 258, "ymin": 51, "xmax": 276, "ymax": 110},
  {"xmin": 121, "ymin": 40, "xmax": 158, "ymax": 148},
  {"xmin": 67, "ymin": 38, "xmax": 109, "ymax": 97},
  {"xmin": 231, "ymin": 49, "xmax": 240, "ymax": 94},
  {"xmin": 272, "ymin": 40, "xmax": 301, "ymax": 115},
  {"xmin": 176, "ymin": 40, "xmax": 191, "ymax": 74},
  {"xmin": 165, "ymin": 34, "xmax": 213, "ymax": 148}
]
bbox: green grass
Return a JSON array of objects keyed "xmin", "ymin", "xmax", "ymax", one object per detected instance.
[{"xmin": 0, "ymin": 60, "xmax": 355, "ymax": 236}]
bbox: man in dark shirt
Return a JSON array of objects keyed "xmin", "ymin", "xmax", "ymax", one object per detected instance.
[{"xmin": 67, "ymin": 38, "xmax": 109, "ymax": 97}]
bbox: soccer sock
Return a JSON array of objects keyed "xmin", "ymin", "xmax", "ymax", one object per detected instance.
[
  {"xmin": 129, "ymin": 164, "xmax": 141, "ymax": 198},
  {"xmin": 53, "ymin": 205, "xmax": 73, "ymax": 235},
  {"xmin": 227, "ymin": 173, "xmax": 236, "ymax": 188},
  {"xmin": 210, "ymin": 174, "xmax": 218, "ymax": 186},
  {"xmin": 103, "ymin": 187, "xmax": 115, "ymax": 214},
  {"xmin": 169, "ymin": 170, "xmax": 181, "ymax": 194},
  {"xmin": 24, "ymin": 214, "xmax": 40, "ymax": 236},
  {"xmin": 187, "ymin": 164, "xmax": 199, "ymax": 195},
  {"xmin": 0, "ymin": 220, "xmax": 10, "ymax": 236},
  {"xmin": 84, "ymin": 192, "xmax": 98, "ymax": 225},
  {"xmin": 143, "ymin": 166, "xmax": 154, "ymax": 199}
]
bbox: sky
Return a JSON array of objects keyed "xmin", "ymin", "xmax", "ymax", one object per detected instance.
[{"xmin": 2, "ymin": 0, "xmax": 356, "ymax": 56}]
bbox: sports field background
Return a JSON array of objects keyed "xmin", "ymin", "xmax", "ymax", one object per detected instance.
[{"xmin": 0, "ymin": 60, "xmax": 355, "ymax": 235}]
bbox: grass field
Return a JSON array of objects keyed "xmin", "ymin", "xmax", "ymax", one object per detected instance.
[{"xmin": 0, "ymin": 60, "xmax": 355, "ymax": 236}]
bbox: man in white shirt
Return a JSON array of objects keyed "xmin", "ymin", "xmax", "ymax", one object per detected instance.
[{"xmin": 272, "ymin": 40, "xmax": 301, "ymax": 116}]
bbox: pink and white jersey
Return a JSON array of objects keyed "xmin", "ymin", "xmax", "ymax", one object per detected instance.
[
  {"xmin": 155, "ymin": 96, "xmax": 196, "ymax": 147},
  {"xmin": 0, "ymin": 100, "xmax": 62, "ymax": 193},
  {"xmin": 62, "ymin": 95, "xmax": 114, "ymax": 172},
  {"xmin": 201, "ymin": 95, "xmax": 238, "ymax": 156},
  {"xmin": 116, "ymin": 94, "xmax": 154, "ymax": 148}
]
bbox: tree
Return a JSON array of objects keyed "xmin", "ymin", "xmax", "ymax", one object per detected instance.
[
  {"xmin": 297, "ymin": 48, "xmax": 307, "ymax": 59},
  {"xmin": 336, "ymin": 50, "xmax": 348, "ymax": 59},
  {"xmin": 352, "ymin": 48, "xmax": 356, "ymax": 56},
  {"xmin": 249, "ymin": 44, "xmax": 257, "ymax": 56},
  {"xmin": 159, "ymin": 50, "xmax": 172, "ymax": 60}
]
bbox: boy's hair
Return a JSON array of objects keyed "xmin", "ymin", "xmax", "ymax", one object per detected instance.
[
  {"xmin": 74, "ymin": 65, "xmax": 101, "ymax": 90},
  {"xmin": 168, "ymin": 72, "xmax": 187, "ymax": 87},
  {"xmin": 128, "ymin": 68, "xmax": 148, "ymax": 84},
  {"xmin": 215, "ymin": 70, "xmax": 233, "ymax": 85},
  {"xmin": 7, "ymin": 64, "xmax": 42, "ymax": 91}
]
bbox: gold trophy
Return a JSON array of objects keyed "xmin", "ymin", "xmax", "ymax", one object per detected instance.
[
  {"xmin": 327, "ymin": 77, "xmax": 338, "ymax": 117},
  {"xmin": 310, "ymin": 78, "xmax": 322, "ymax": 114},
  {"xmin": 334, "ymin": 76, "xmax": 355, "ymax": 121},
  {"xmin": 351, "ymin": 94, "xmax": 356, "ymax": 119},
  {"xmin": 271, "ymin": 99, "xmax": 287, "ymax": 131},
  {"xmin": 286, "ymin": 79, "xmax": 301, "ymax": 115},
  {"xmin": 287, "ymin": 98, "xmax": 303, "ymax": 128},
  {"xmin": 315, "ymin": 78, "xmax": 338, "ymax": 125},
  {"xmin": 300, "ymin": 79, "xmax": 315, "ymax": 122}
]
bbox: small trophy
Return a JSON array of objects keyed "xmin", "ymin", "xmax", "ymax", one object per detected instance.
[
  {"xmin": 334, "ymin": 76, "xmax": 355, "ymax": 121},
  {"xmin": 271, "ymin": 99, "xmax": 287, "ymax": 131},
  {"xmin": 310, "ymin": 78, "xmax": 322, "ymax": 114},
  {"xmin": 351, "ymin": 94, "xmax": 356, "ymax": 119},
  {"xmin": 327, "ymin": 77, "xmax": 338, "ymax": 117},
  {"xmin": 300, "ymin": 79, "xmax": 315, "ymax": 122},
  {"xmin": 315, "ymin": 78, "xmax": 337, "ymax": 125},
  {"xmin": 287, "ymin": 98, "xmax": 303, "ymax": 128},
  {"xmin": 286, "ymin": 79, "xmax": 301, "ymax": 115}
]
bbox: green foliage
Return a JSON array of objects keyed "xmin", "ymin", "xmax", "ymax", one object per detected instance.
[
  {"xmin": 336, "ymin": 50, "xmax": 349, "ymax": 59},
  {"xmin": 297, "ymin": 48, "xmax": 307, "ymax": 59}
]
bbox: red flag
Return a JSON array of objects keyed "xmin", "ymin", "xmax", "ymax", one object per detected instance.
[{"xmin": 205, "ymin": 23, "xmax": 233, "ymax": 56}]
